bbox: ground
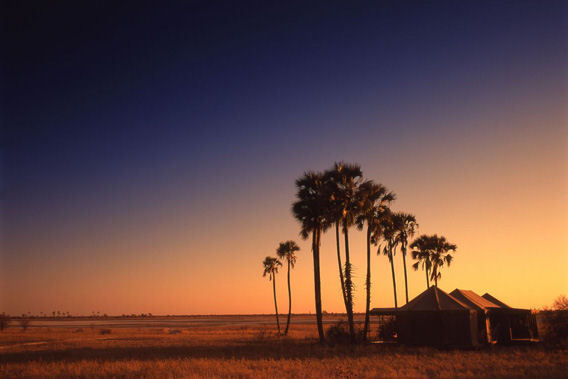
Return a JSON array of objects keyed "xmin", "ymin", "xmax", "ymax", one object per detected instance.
[{"xmin": 1, "ymin": 315, "xmax": 566, "ymax": 377}]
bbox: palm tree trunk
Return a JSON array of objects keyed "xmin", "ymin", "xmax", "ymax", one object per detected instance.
[
  {"xmin": 343, "ymin": 225, "xmax": 356, "ymax": 342},
  {"xmin": 284, "ymin": 259, "xmax": 292, "ymax": 335},
  {"xmin": 390, "ymin": 254, "xmax": 398, "ymax": 309},
  {"xmin": 363, "ymin": 224, "xmax": 372, "ymax": 341},
  {"xmin": 401, "ymin": 242, "xmax": 409, "ymax": 304},
  {"xmin": 272, "ymin": 273, "xmax": 280, "ymax": 335},
  {"xmin": 433, "ymin": 269, "xmax": 441, "ymax": 310},
  {"xmin": 426, "ymin": 266, "xmax": 430, "ymax": 289},
  {"xmin": 335, "ymin": 223, "xmax": 348, "ymax": 310},
  {"xmin": 313, "ymin": 228, "xmax": 325, "ymax": 343}
]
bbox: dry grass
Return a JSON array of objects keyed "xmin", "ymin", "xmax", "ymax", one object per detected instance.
[{"xmin": 1, "ymin": 320, "xmax": 566, "ymax": 378}]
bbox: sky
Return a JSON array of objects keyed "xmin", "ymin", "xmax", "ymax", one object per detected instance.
[{"xmin": 2, "ymin": 1, "xmax": 567, "ymax": 316}]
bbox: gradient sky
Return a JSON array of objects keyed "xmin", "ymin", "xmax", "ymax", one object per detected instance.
[{"xmin": 2, "ymin": 1, "xmax": 567, "ymax": 315}]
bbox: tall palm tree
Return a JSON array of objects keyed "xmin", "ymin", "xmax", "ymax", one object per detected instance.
[
  {"xmin": 410, "ymin": 235, "xmax": 432, "ymax": 289},
  {"xmin": 379, "ymin": 210, "xmax": 399, "ymax": 309},
  {"xmin": 322, "ymin": 172, "xmax": 348, "ymax": 314},
  {"xmin": 324, "ymin": 162, "xmax": 362, "ymax": 342},
  {"xmin": 393, "ymin": 212, "xmax": 418, "ymax": 304},
  {"xmin": 276, "ymin": 240, "xmax": 300, "ymax": 336},
  {"xmin": 356, "ymin": 180, "xmax": 395, "ymax": 340},
  {"xmin": 262, "ymin": 256, "xmax": 282, "ymax": 334},
  {"xmin": 292, "ymin": 171, "xmax": 330, "ymax": 343}
]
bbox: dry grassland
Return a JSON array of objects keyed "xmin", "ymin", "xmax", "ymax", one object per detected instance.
[{"xmin": 1, "ymin": 321, "xmax": 566, "ymax": 378}]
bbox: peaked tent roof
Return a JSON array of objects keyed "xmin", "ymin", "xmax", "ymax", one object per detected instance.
[
  {"xmin": 482, "ymin": 293, "xmax": 511, "ymax": 308},
  {"xmin": 450, "ymin": 289, "xmax": 502, "ymax": 310},
  {"xmin": 401, "ymin": 286, "xmax": 470, "ymax": 311}
]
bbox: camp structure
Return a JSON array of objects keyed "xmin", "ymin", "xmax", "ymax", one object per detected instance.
[{"xmin": 371, "ymin": 287, "xmax": 537, "ymax": 347}]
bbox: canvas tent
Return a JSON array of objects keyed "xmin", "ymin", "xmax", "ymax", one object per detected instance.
[
  {"xmin": 371, "ymin": 287, "xmax": 537, "ymax": 346},
  {"xmin": 372, "ymin": 287, "xmax": 479, "ymax": 347}
]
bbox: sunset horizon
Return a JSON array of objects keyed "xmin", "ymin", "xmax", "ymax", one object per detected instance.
[{"xmin": 3, "ymin": 1, "xmax": 567, "ymax": 319}]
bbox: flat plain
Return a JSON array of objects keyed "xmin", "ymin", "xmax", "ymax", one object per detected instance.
[{"xmin": 1, "ymin": 315, "xmax": 566, "ymax": 378}]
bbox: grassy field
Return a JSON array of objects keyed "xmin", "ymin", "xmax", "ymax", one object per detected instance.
[{"xmin": 1, "ymin": 317, "xmax": 567, "ymax": 378}]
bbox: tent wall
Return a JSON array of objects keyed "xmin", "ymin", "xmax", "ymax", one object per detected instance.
[{"xmin": 396, "ymin": 310, "xmax": 479, "ymax": 347}]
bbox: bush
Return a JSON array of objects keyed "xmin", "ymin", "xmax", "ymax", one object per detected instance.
[
  {"xmin": 326, "ymin": 321, "xmax": 366, "ymax": 345},
  {"xmin": 377, "ymin": 316, "xmax": 397, "ymax": 341},
  {"xmin": 539, "ymin": 295, "xmax": 568, "ymax": 347}
]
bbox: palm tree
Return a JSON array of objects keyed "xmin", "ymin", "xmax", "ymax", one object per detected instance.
[
  {"xmin": 427, "ymin": 234, "xmax": 457, "ymax": 288},
  {"xmin": 393, "ymin": 212, "xmax": 418, "ymax": 304},
  {"xmin": 276, "ymin": 240, "xmax": 300, "ymax": 336},
  {"xmin": 410, "ymin": 236, "xmax": 432, "ymax": 289},
  {"xmin": 322, "ymin": 173, "xmax": 349, "ymax": 317},
  {"xmin": 262, "ymin": 256, "xmax": 282, "ymax": 334},
  {"xmin": 356, "ymin": 180, "xmax": 395, "ymax": 340},
  {"xmin": 410, "ymin": 234, "xmax": 457, "ymax": 309},
  {"xmin": 324, "ymin": 162, "xmax": 362, "ymax": 342},
  {"xmin": 379, "ymin": 210, "xmax": 399, "ymax": 309},
  {"xmin": 292, "ymin": 171, "xmax": 330, "ymax": 343}
]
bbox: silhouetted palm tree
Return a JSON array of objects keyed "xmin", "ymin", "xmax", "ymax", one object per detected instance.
[
  {"xmin": 410, "ymin": 234, "xmax": 457, "ymax": 309},
  {"xmin": 379, "ymin": 210, "xmax": 399, "ymax": 309},
  {"xmin": 263, "ymin": 256, "xmax": 282, "ymax": 334},
  {"xmin": 427, "ymin": 234, "xmax": 457, "ymax": 288},
  {"xmin": 324, "ymin": 162, "xmax": 362, "ymax": 342},
  {"xmin": 323, "ymin": 173, "xmax": 349, "ymax": 316},
  {"xmin": 393, "ymin": 212, "xmax": 418, "ymax": 304},
  {"xmin": 276, "ymin": 240, "xmax": 300, "ymax": 336},
  {"xmin": 292, "ymin": 171, "xmax": 330, "ymax": 343},
  {"xmin": 356, "ymin": 180, "xmax": 395, "ymax": 340},
  {"xmin": 410, "ymin": 235, "xmax": 432, "ymax": 289}
]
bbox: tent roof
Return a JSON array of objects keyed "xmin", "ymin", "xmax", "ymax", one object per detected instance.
[
  {"xmin": 482, "ymin": 293, "xmax": 511, "ymax": 308},
  {"xmin": 400, "ymin": 286, "xmax": 470, "ymax": 311},
  {"xmin": 450, "ymin": 289, "xmax": 502, "ymax": 310}
]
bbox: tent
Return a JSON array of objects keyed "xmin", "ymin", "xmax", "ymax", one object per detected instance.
[
  {"xmin": 372, "ymin": 287, "xmax": 479, "ymax": 347},
  {"xmin": 371, "ymin": 287, "xmax": 537, "ymax": 346}
]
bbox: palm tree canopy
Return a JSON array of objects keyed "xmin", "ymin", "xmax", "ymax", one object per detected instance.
[
  {"xmin": 355, "ymin": 180, "xmax": 395, "ymax": 231},
  {"xmin": 292, "ymin": 171, "xmax": 331, "ymax": 239},
  {"xmin": 323, "ymin": 162, "xmax": 363, "ymax": 228},
  {"xmin": 393, "ymin": 212, "xmax": 418, "ymax": 248},
  {"xmin": 409, "ymin": 234, "xmax": 457, "ymax": 281},
  {"xmin": 262, "ymin": 256, "xmax": 282, "ymax": 280},
  {"xmin": 276, "ymin": 240, "xmax": 300, "ymax": 268},
  {"xmin": 410, "ymin": 235, "xmax": 432, "ymax": 271}
]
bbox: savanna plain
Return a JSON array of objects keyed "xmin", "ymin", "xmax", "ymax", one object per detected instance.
[{"xmin": 1, "ymin": 315, "xmax": 566, "ymax": 378}]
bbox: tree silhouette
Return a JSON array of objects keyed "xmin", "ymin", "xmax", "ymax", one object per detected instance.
[
  {"xmin": 292, "ymin": 171, "xmax": 330, "ymax": 343},
  {"xmin": 427, "ymin": 234, "xmax": 457, "ymax": 288},
  {"xmin": 411, "ymin": 234, "xmax": 457, "ymax": 309},
  {"xmin": 379, "ymin": 210, "xmax": 399, "ymax": 309},
  {"xmin": 410, "ymin": 235, "xmax": 432, "ymax": 289},
  {"xmin": 262, "ymin": 256, "xmax": 283, "ymax": 334},
  {"xmin": 356, "ymin": 180, "xmax": 395, "ymax": 340},
  {"xmin": 276, "ymin": 240, "xmax": 300, "ymax": 336},
  {"xmin": 324, "ymin": 162, "xmax": 362, "ymax": 342},
  {"xmin": 393, "ymin": 212, "xmax": 418, "ymax": 304}
]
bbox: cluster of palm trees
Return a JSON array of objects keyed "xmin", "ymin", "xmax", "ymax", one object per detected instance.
[
  {"xmin": 262, "ymin": 241, "xmax": 300, "ymax": 336},
  {"xmin": 289, "ymin": 162, "xmax": 457, "ymax": 344}
]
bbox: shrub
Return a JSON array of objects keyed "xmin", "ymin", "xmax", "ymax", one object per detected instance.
[
  {"xmin": 377, "ymin": 316, "xmax": 397, "ymax": 341},
  {"xmin": 539, "ymin": 310, "xmax": 568, "ymax": 347},
  {"xmin": 539, "ymin": 295, "xmax": 568, "ymax": 347},
  {"xmin": 326, "ymin": 321, "xmax": 352, "ymax": 345}
]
